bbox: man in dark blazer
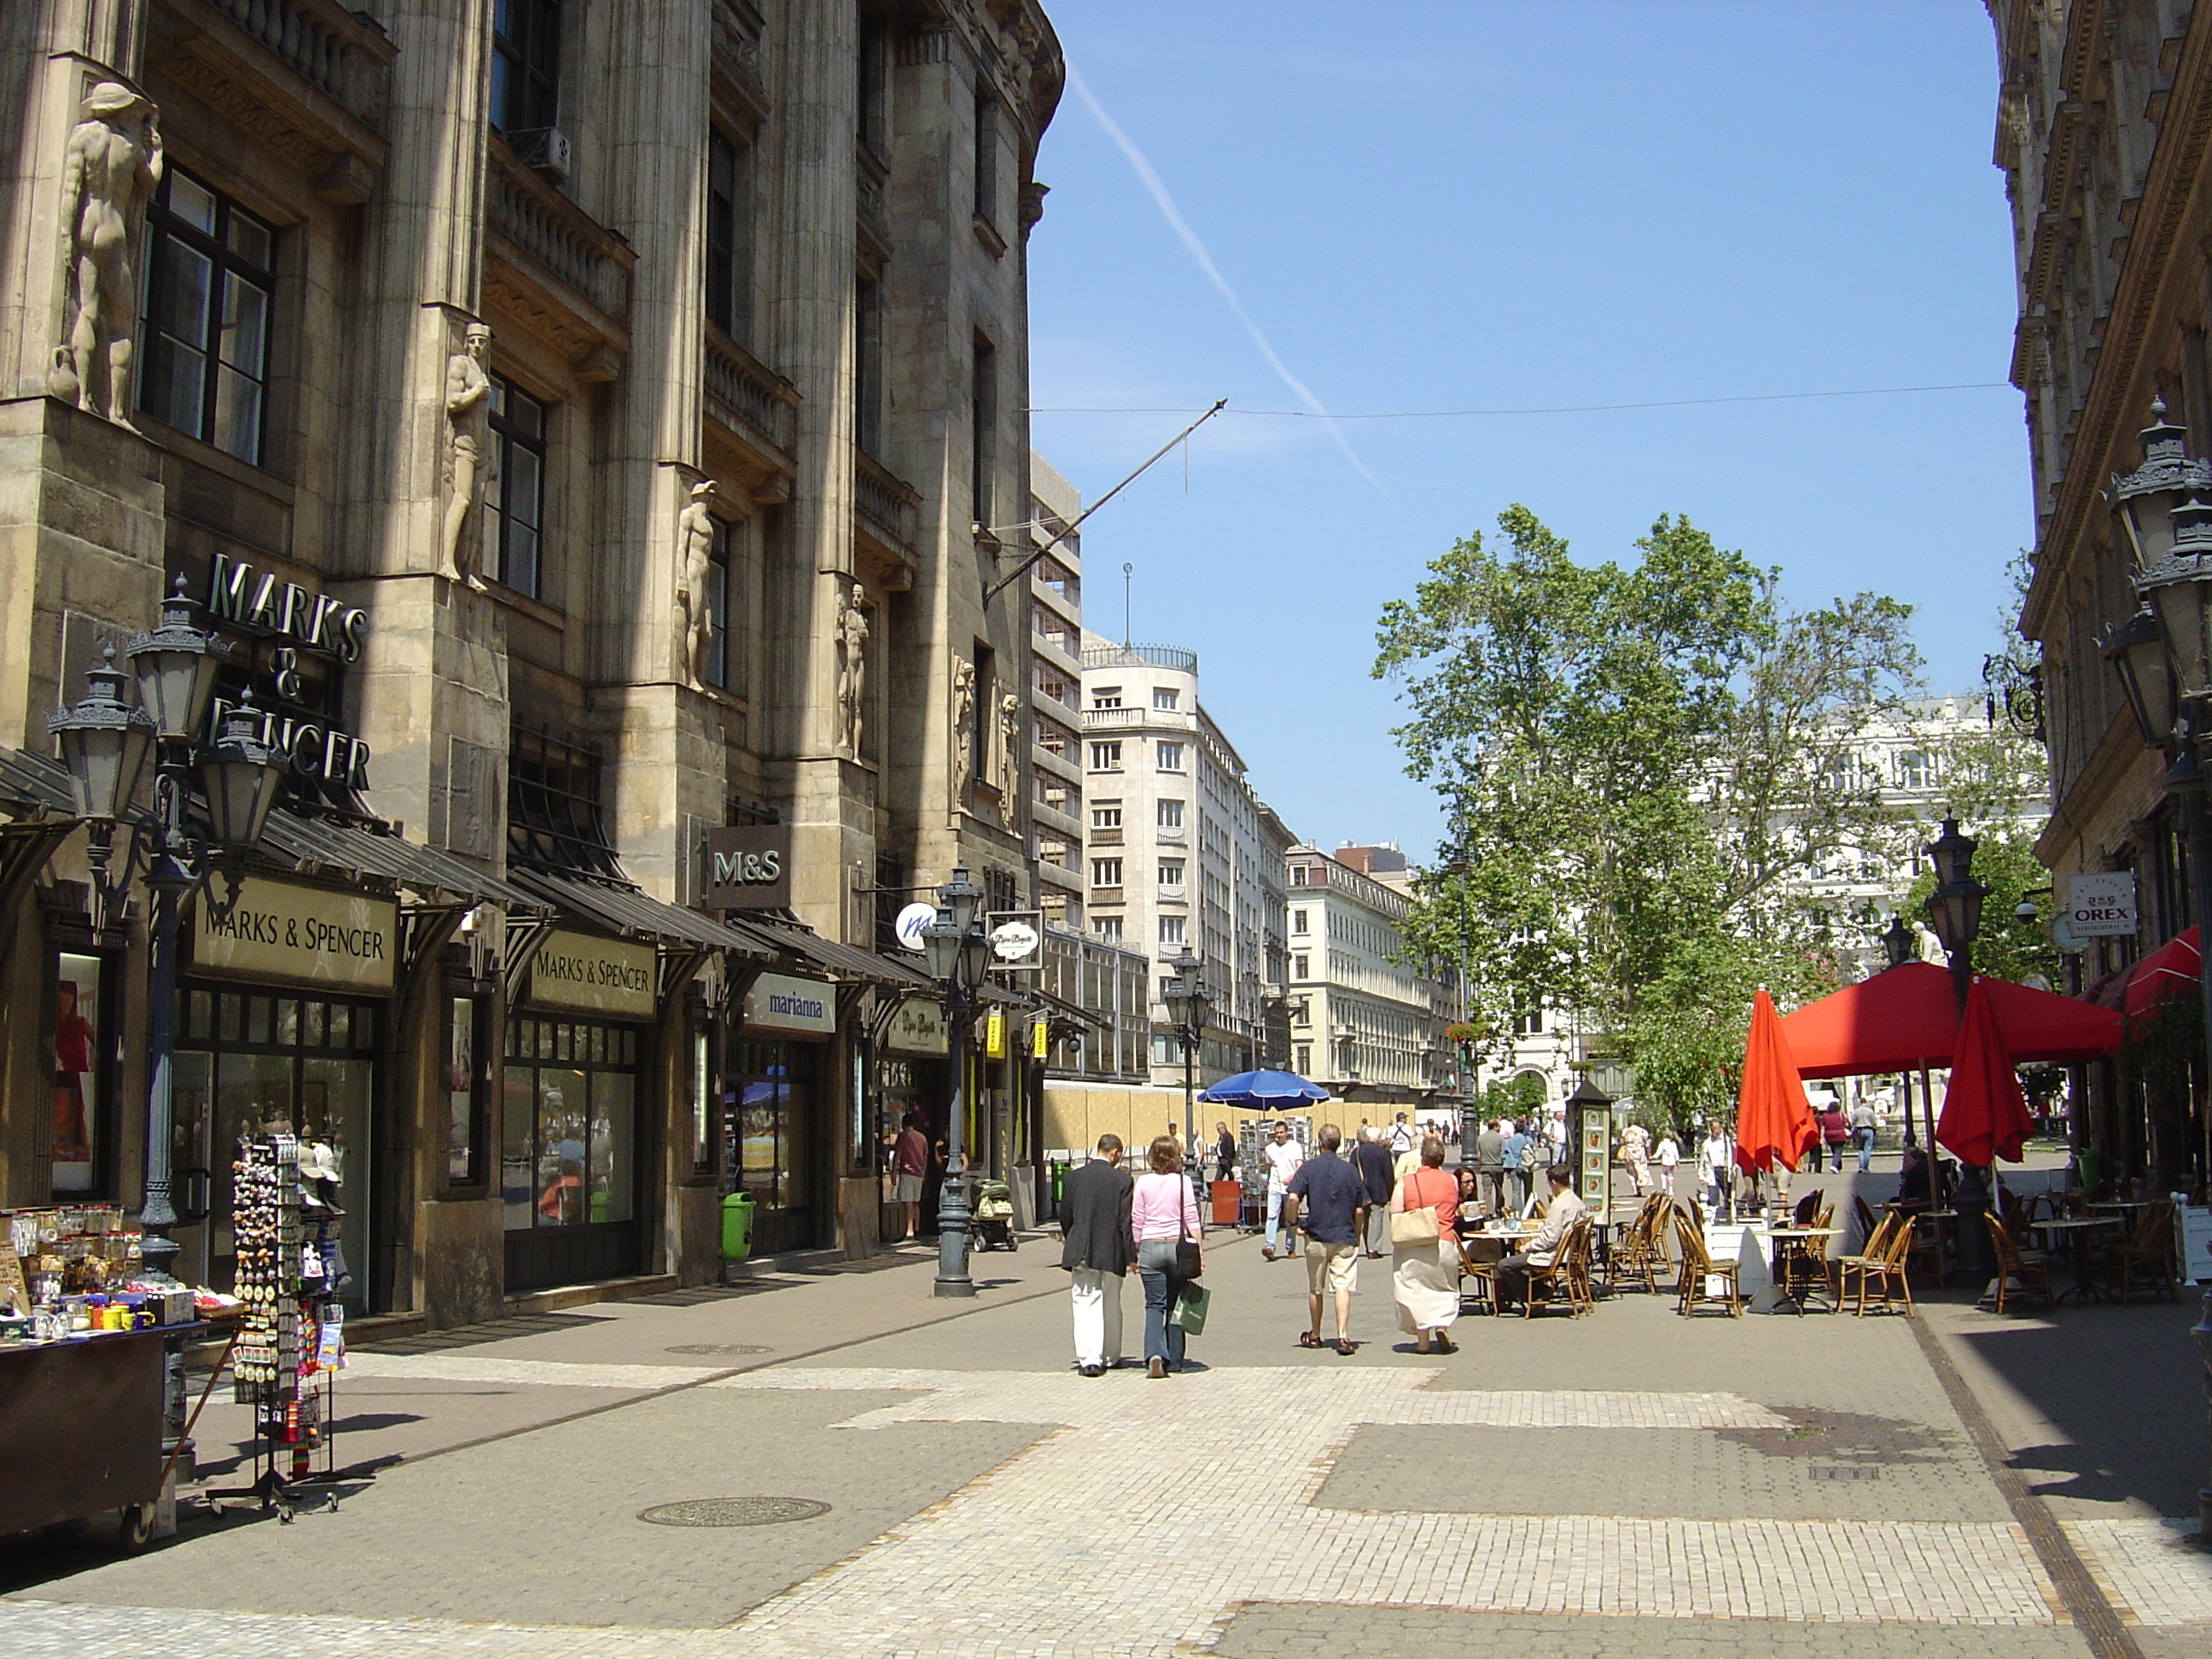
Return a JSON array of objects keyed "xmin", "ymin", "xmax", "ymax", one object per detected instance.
[
  {"xmin": 1350, "ymin": 1126, "xmax": 1395, "ymax": 1257},
  {"xmin": 1059, "ymin": 1133, "xmax": 1134, "ymax": 1377}
]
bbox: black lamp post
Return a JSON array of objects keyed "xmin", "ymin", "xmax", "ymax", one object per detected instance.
[
  {"xmin": 1877, "ymin": 913, "xmax": 1928, "ymax": 1152},
  {"xmin": 1919, "ymin": 816, "xmax": 1994, "ymax": 1277},
  {"xmin": 2103, "ymin": 399, "xmax": 2212, "ymax": 1549},
  {"xmin": 921, "ymin": 864, "xmax": 992, "ymax": 1298},
  {"xmin": 48, "ymin": 581, "xmax": 285, "ymax": 1288},
  {"xmin": 1162, "ymin": 946, "xmax": 1212, "ymax": 1161}
]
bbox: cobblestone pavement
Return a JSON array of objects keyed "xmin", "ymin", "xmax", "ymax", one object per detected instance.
[{"xmin": 2, "ymin": 1225, "xmax": 2208, "ymax": 1656}]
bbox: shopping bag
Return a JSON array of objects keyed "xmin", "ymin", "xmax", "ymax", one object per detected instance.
[{"xmin": 1167, "ymin": 1282, "xmax": 1211, "ymax": 1336}]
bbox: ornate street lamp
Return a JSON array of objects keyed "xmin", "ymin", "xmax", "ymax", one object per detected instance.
[
  {"xmin": 1162, "ymin": 946, "xmax": 1212, "ymax": 1161},
  {"xmin": 922, "ymin": 864, "xmax": 992, "ymax": 1298},
  {"xmin": 2103, "ymin": 607, "xmax": 2180, "ymax": 753},
  {"xmin": 1918, "ymin": 816, "xmax": 1995, "ymax": 1277},
  {"xmin": 1879, "ymin": 913, "xmax": 1916, "ymax": 972},
  {"xmin": 48, "ymin": 582, "xmax": 284, "ymax": 1289}
]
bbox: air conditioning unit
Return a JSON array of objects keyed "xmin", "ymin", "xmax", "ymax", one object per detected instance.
[{"xmin": 507, "ymin": 127, "xmax": 573, "ymax": 183}]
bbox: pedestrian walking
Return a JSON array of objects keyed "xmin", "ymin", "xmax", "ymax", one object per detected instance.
[
  {"xmin": 1283, "ymin": 1124, "xmax": 1366, "ymax": 1354},
  {"xmin": 1475, "ymin": 1119, "xmax": 1506, "ymax": 1217},
  {"xmin": 1351, "ymin": 1125, "xmax": 1394, "ymax": 1257},
  {"xmin": 1386, "ymin": 1112, "xmax": 1415, "ymax": 1158},
  {"xmin": 1619, "ymin": 1121, "xmax": 1651, "ymax": 1196},
  {"xmin": 1849, "ymin": 1096, "xmax": 1877, "ymax": 1172},
  {"xmin": 1057, "ymin": 1134, "xmax": 1133, "ymax": 1377},
  {"xmin": 1697, "ymin": 1121, "xmax": 1734, "ymax": 1220},
  {"xmin": 892, "ymin": 1113, "xmax": 929, "ymax": 1242},
  {"xmin": 1817, "ymin": 1101, "xmax": 1850, "ymax": 1173},
  {"xmin": 1653, "ymin": 1129, "xmax": 1680, "ymax": 1198},
  {"xmin": 1132, "ymin": 1135, "xmax": 1203, "ymax": 1377},
  {"xmin": 1214, "ymin": 1121, "xmax": 1236, "ymax": 1182},
  {"xmin": 1388, "ymin": 1137, "xmax": 1461, "ymax": 1354},
  {"xmin": 1499, "ymin": 1118, "xmax": 1530, "ymax": 1214},
  {"xmin": 1260, "ymin": 1121, "xmax": 1305, "ymax": 1260}
]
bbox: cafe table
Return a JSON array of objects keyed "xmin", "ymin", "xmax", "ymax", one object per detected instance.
[
  {"xmin": 1763, "ymin": 1227, "xmax": 1842, "ymax": 1313},
  {"xmin": 2024, "ymin": 1214, "xmax": 2122, "ymax": 1304}
]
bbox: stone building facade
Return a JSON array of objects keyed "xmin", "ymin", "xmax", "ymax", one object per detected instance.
[
  {"xmin": 0, "ymin": 0, "xmax": 1063, "ymax": 1326},
  {"xmin": 1985, "ymin": 0, "xmax": 2209, "ymax": 1190}
]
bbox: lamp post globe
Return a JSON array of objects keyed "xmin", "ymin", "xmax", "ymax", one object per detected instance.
[
  {"xmin": 200, "ymin": 691, "xmax": 287, "ymax": 852},
  {"xmin": 1879, "ymin": 913, "xmax": 1915, "ymax": 971},
  {"xmin": 125, "ymin": 576, "xmax": 225, "ymax": 742},
  {"xmin": 2103, "ymin": 608, "xmax": 2180, "ymax": 752}
]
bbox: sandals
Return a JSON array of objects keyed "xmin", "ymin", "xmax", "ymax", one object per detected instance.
[
  {"xmin": 1333, "ymin": 1338, "xmax": 1356, "ymax": 1356},
  {"xmin": 1297, "ymin": 1331, "xmax": 1324, "ymax": 1349},
  {"xmin": 1432, "ymin": 1332, "xmax": 1457, "ymax": 1354}
]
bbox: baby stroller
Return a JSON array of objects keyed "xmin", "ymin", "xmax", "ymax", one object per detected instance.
[{"xmin": 971, "ymin": 1179, "xmax": 1017, "ymax": 1250}]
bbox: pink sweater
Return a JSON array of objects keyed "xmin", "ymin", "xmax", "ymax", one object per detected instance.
[{"xmin": 1130, "ymin": 1172, "xmax": 1200, "ymax": 1243}]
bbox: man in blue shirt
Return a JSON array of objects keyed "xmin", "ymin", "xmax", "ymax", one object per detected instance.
[
  {"xmin": 1500, "ymin": 1120, "xmax": 1531, "ymax": 1214},
  {"xmin": 1283, "ymin": 1123, "xmax": 1369, "ymax": 1355}
]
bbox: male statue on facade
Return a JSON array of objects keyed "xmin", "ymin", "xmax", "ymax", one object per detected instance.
[
  {"xmin": 440, "ymin": 324, "xmax": 493, "ymax": 587},
  {"xmin": 51, "ymin": 83, "xmax": 163, "ymax": 425},
  {"xmin": 837, "ymin": 586, "xmax": 870, "ymax": 753},
  {"xmin": 997, "ymin": 690, "xmax": 1022, "ymax": 828},
  {"xmin": 952, "ymin": 658, "xmax": 976, "ymax": 790},
  {"xmin": 674, "ymin": 480, "xmax": 718, "ymax": 689}
]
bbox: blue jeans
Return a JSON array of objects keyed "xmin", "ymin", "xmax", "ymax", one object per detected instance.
[
  {"xmin": 1136, "ymin": 1238, "xmax": 1189, "ymax": 1368},
  {"xmin": 1266, "ymin": 1189, "xmax": 1288, "ymax": 1253},
  {"xmin": 1855, "ymin": 1128, "xmax": 1875, "ymax": 1172}
]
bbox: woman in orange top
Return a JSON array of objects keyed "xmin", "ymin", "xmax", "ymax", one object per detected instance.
[{"xmin": 1389, "ymin": 1138, "xmax": 1461, "ymax": 1354}]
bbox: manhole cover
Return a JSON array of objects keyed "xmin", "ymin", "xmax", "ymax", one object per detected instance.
[
  {"xmin": 664, "ymin": 1343, "xmax": 771, "ymax": 1356},
  {"xmin": 637, "ymin": 1497, "xmax": 830, "ymax": 1528}
]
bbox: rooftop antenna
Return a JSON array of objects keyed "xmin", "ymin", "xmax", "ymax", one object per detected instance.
[{"xmin": 1123, "ymin": 562, "xmax": 1133, "ymax": 647}]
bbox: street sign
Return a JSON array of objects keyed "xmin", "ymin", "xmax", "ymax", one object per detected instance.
[
  {"xmin": 2064, "ymin": 871, "xmax": 2138, "ymax": 938},
  {"xmin": 989, "ymin": 919, "xmax": 1039, "ymax": 963},
  {"xmin": 894, "ymin": 901, "xmax": 937, "ymax": 951}
]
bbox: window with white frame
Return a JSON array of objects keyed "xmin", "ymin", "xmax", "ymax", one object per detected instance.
[
  {"xmin": 1158, "ymin": 915, "xmax": 1185, "ymax": 946},
  {"xmin": 1159, "ymin": 859, "xmax": 1185, "ymax": 889},
  {"xmin": 1156, "ymin": 741, "xmax": 1185, "ymax": 771},
  {"xmin": 1092, "ymin": 916, "xmax": 1122, "ymax": 941},
  {"xmin": 1090, "ymin": 802, "xmax": 1121, "ymax": 830},
  {"xmin": 1292, "ymin": 909, "xmax": 1309, "ymax": 934},
  {"xmin": 1089, "ymin": 741, "xmax": 1121, "ymax": 771},
  {"xmin": 1156, "ymin": 798, "xmax": 1184, "ymax": 830},
  {"xmin": 1091, "ymin": 858, "xmax": 1122, "ymax": 888},
  {"xmin": 1293, "ymin": 952, "xmax": 1308, "ymax": 979},
  {"xmin": 487, "ymin": 375, "xmax": 548, "ymax": 597},
  {"xmin": 1091, "ymin": 686, "xmax": 1123, "ymax": 709},
  {"xmin": 1153, "ymin": 687, "xmax": 1179, "ymax": 710}
]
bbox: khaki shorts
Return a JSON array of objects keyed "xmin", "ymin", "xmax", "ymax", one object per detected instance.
[
  {"xmin": 1305, "ymin": 1239, "xmax": 1359, "ymax": 1295},
  {"xmin": 894, "ymin": 1172, "xmax": 923, "ymax": 1203}
]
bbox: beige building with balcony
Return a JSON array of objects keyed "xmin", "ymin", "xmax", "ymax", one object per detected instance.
[{"xmin": 0, "ymin": 0, "xmax": 1063, "ymax": 1326}]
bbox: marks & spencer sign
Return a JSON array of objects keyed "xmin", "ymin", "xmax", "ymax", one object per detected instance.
[
  {"xmin": 530, "ymin": 929, "xmax": 655, "ymax": 1019},
  {"xmin": 702, "ymin": 824, "xmax": 791, "ymax": 911},
  {"xmin": 193, "ymin": 876, "xmax": 397, "ymax": 992}
]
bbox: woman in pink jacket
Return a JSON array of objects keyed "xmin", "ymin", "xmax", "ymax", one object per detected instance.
[{"xmin": 1131, "ymin": 1135, "xmax": 1203, "ymax": 1377}]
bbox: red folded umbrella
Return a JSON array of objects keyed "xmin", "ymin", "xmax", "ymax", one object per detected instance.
[
  {"xmin": 1737, "ymin": 987, "xmax": 1817, "ymax": 1175},
  {"xmin": 1937, "ymin": 976, "xmax": 2035, "ymax": 1167},
  {"xmin": 2122, "ymin": 925, "xmax": 2199, "ymax": 1020}
]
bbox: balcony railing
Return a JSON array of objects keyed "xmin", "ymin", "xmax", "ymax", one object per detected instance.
[
  {"xmin": 486, "ymin": 143, "xmax": 634, "ymax": 325},
  {"xmin": 1081, "ymin": 706, "xmax": 1196, "ymax": 731},
  {"xmin": 704, "ymin": 329, "xmax": 799, "ymax": 456},
  {"xmin": 854, "ymin": 448, "xmax": 921, "ymax": 550},
  {"xmin": 197, "ymin": 0, "xmax": 395, "ymax": 125},
  {"xmin": 1081, "ymin": 642, "xmax": 1198, "ymax": 673}
]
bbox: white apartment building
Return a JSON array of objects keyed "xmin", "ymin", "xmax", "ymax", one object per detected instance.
[
  {"xmin": 1028, "ymin": 456, "xmax": 1085, "ymax": 932},
  {"xmin": 1284, "ymin": 845, "xmax": 1456, "ymax": 1109},
  {"xmin": 1079, "ymin": 636, "xmax": 1294, "ymax": 1086}
]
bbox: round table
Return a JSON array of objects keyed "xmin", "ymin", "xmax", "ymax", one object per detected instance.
[{"xmin": 2025, "ymin": 1214, "xmax": 2122, "ymax": 1303}]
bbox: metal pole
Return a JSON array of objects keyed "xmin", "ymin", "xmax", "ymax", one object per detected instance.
[
  {"xmin": 1182, "ymin": 1027, "xmax": 1196, "ymax": 1160},
  {"xmin": 138, "ymin": 771, "xmax": 192, "ymax": 1289},
  {"xmin": 934, "ymin": 978, "xmax": 975, "ymax": 1297},
  {"xmin": 1947, "ymin": 947, "xmax": 1997, "ymax": 1281},
  {"xmin": 2177, "ymin": 771, "xmax": 2212, "ymax": 1545}
]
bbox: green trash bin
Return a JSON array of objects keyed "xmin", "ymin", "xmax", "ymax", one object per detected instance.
[
  {"xmin": 720, "ymin": 1190, "xmax": 755, "ymax": 1260},
  {"xmin": 2079, "ymin": 1150, "xmax": 2103, "ymax": 1197}
]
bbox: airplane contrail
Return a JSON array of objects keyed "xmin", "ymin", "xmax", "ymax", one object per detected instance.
[{"xmin": 1066, "ymin": 65, "xmax": 1385, "ymax": 496}]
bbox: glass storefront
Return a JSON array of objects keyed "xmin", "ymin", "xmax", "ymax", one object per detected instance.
[
  {"xmin": 726, "ymin": 1038, "xmax": 820, "ymax": 1257},
  {"xmin": 51, "ymin": 950, "xmax": 115, "ymax": 1194},
  {"xmin": 171, "ymin": 982, "xmax": 379, "ymax": 1303},
  {"xmin": 503, "ymin": 1014, "xmax": 642, "ymax": 1290}
]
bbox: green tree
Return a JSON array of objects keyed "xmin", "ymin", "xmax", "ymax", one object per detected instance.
[{"xmin": 1374, "ymin": 507, "xmax": 1923, "ymax": 1119}]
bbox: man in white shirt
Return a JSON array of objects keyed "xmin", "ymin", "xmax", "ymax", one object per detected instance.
[
  {"xmin": 1261, "ymin": 1121, "xmax": 1305, "ymax": 1260},
  {"xmin": 1385, "ymin": 1113, "xmax": 1415, "ymax": 1158},
  {"xmin": 1493, "ymin": 1164, "xmax": 1589, "ymax": 1312}
]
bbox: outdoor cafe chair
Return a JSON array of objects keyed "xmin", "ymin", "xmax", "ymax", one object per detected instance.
[
  {"xmin": 2111, "ymin": 1202, "xmax": 2180, "ymax": 1305},
  {"xmin": 1777, "ymin": 1202, "xmax": 1836, "ymax": 1305},
  {"xmin": 1836, "ymin": 1210, "xmax": 1912, "ymax": 1317},
  {"xmin": 1671, "ymin": 1212, "xmax": 1741, "ymax": 1318},
  {"xmin": 1983, "ymin": 1214, "xmax": 2054, "ymax": 1315},
  {"xmin": 1851, "ymin": 1195, "xmax": 1880, "ymax": 1251},
  {"xmin": 1609, "ymin": 1194, "xmax": 1671, "ymax": 1293},
  {"xmin": 1524, "ymin": 1216, "xmax": 1594, "ymax": 1318}
]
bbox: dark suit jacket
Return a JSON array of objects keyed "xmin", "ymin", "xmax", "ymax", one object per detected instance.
[
  {"xmin": 1349, "ymin": 1138, "xmax": 1394, "ymax": 1204},
  {"xmin": 1058, "ymin": 1156, "xmax": 1135, "ymax": 1276}
]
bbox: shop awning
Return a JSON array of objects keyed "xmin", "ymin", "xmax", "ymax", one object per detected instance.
[
  {"xmin": 1033, "ymin": 987, "xmax": 1108, "ymax": 1029},
  {"xmin": 731, "ymin": 913, "xmax": 937, "ymax": 988},
  {"xmin": 260, "ymin": 809, "xmax": 549, "ymax": 912},
  {"xmin": 510, "ymin": 866, "xmax": 771, "ymax": 957},
  {"xmin": 0, "ymin": 748, "xmax": 74, "ymax": 817}
]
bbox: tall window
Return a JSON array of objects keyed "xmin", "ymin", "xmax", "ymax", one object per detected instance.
[
  {"xmin": 1156, "ymin": 741, "xmax": 1185, "ymax": 771},
  {"xmin": 1090, "ymin": 803, "xmax": 1122, "ymax": 830},
  {"xmin": 1159, "ymin": 915, "xmax": 1185, "ymax": 946},
  {"xmin": 492, "ymin": 0, "xmax": 562, "ymax": 134},
  {"xmin": 857, "ymin": 9, "xmax": 889, "ymax": 154},
  {"xmin": 140, "ymin": 169, "xmax": 272, "ymax": 465},
  {"xmin": 1159, "ymin": 859, "xmax": 1185, "ymax": 890},
  {"xmin": 704, "ymin": 517, "xmax": 731, "ymax": 690},
  {"xmin": 973, "ymin": 88, "xmax": 998, "ymax": 230},
  {"xmin": 854, "ymin": 274, "xmax": 883, "ymax": 456},
  {"xmin": 1292, "ymin": 909, "xmax": 1309, "ymax": 935},
  {"xmin": 970, "ymin": 335, "xmax": 997, "ymax": 527},
  {"xmin": 507, "ymin": 726, "xmax": 620, "ymax": 878},
  {"xmin": 1152, "ymin": 687, "xmax": 1179, "ymax": 710},
  {"xmin": 1093, "ymin": 917, "xmax": 1123, "ymax": 942},
  {"xmin": 1157, "ymin": 799, "xmax": 1184, "ymax": 830},
  {"xmin": 1091, "ymin": 858, "xmax": 1122, "ymax": 888},
  {"xmin": 487, "ymin": 375, "xmax": 547, "ymax": 597},
  {"xmin": 1293, "ymin": 952, "xmax": 1309, "ymax": 980},
  {"xmin": 1089, "ymin": 741, "xmax": 1121, "ymax": 771},
  {"xmin": 706, "ymin": 130, "xmax": 753, "ymax": 344}
]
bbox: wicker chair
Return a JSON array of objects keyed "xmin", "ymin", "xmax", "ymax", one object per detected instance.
[
  {"xmin": 1852, "ymin": 1195, "xmax": 1879, "ymax": 1251},
  {"xmin": 1836, "ymin": 1210, "xmax": 1912, "ymax": 1316},
  {"xmin": 1777, "ymin": 1202, "xmax": 1836, "ymax": 1307},
  {"xmin": 1672, "ymin": 1212, "xmax": 1741, "ymax": 1318},
  {"xmin": 1524, "ymin": 1216, "xmax": 1593, "ymax": 1318},
  {"xmin": 2111, "ymin": 1202, "xmax": 2180, "ymax": 1305},
  {"xmin": 1984, "ymin": 1214, "xmax": 2054, "ymax": 1314},
  {"xmin": 1609, "ymin": 1194, "xmax": 1673, "ymax": 1293}
]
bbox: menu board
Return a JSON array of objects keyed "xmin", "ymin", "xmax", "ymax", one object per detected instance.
[{"xmin": 1576, "ymin": 1106, "xmax": 1611, "ymax": 1214}]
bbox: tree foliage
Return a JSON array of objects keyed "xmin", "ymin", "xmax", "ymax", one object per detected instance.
[{"xmin": 1374, "ymin": 507, "xmax": 1924, "ymax": 1120}]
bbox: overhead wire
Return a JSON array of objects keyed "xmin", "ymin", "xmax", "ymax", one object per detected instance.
[{"xmin": 1027, "ymin": 381, "xmax": 2011, "ymax": 419}]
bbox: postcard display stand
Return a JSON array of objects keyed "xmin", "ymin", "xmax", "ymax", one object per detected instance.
[{"xmin": 224, "ymin": 1132, "xmax": 355, "ymax": 1514}]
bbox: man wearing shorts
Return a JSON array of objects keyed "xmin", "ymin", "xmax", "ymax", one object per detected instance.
[
  {"xmin": 893, "ymin": 1113, "xmax": 928, "ymax": 1241},
  {"xmin": 1282, "ymin": 1123, "xmax": 1367, "ymax": 1355}
]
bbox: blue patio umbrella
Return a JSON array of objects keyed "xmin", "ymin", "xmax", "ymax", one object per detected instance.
[{"xmin": 1197, "ymin": 1068, "xmax": 1331, "ymax": 1108}]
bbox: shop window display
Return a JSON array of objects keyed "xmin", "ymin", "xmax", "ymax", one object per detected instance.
[
  {"xmin": 501, "ymin": 1017, "xmax": 638, "ymax": 1231},
  {"xmin": 52, "ymin": 952, "xmax": 110, "ymax": 1193}
]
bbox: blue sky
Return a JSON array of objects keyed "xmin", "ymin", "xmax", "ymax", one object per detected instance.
[{"xmin": 1026, "ymin": 2, "xmax": 2028, "ymax": 863}]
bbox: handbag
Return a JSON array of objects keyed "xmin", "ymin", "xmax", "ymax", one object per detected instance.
[
  {"xmin": 1167, "ymin": 1281, "xmax": 1211, "ymax": 1335},
  {"xmin": 1389, "ymin": 1173, "xmax": 1441, "ymax": 1247},
  {"xmin": 1173, "ymin": 1179, "xmax": 1203, "ymax": 1279}
]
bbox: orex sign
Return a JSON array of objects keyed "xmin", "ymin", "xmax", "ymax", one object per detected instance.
[
  {"xmin": 529, "ymin": 930, "xmax": 655, "ymax": 1018},
  {"xmin": 701, "ymin": 825, "xmax": 792, "ymax": 911},
  {"xmin": 192, "ymin": 876, "xmax": 397, "ymax": 992}
]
